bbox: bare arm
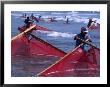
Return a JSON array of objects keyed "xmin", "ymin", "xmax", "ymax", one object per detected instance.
[{"xmin": 86, "ymin": 34, "xmax": 92, "ymax": 42}]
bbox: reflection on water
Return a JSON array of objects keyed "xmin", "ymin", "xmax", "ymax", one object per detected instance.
[{"xmin": 11, "ymin": 55, "xmax": 59, "ymax": 77}]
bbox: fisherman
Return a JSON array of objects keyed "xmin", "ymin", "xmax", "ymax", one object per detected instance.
[
  {"xmin": 31, "ymin": 13, "xmax": 34, "ymax": 20},
  {"xmin": 31, "ymin": 13, "xmax": 36, "ymax": 22},
  {"xmin": 50, "ymin": 17, "xmax": 54, "ymax": 22},
  {"xmin": 24, "ymin": 17, "xmax": 33, "ymax": 28},
  {"xmin": 87, "ymin": 18, "xmax": 96, "ymax": 28},
  {"xmin": 31, "ymin": 14, "xmax": 40, "ymax": 23},
  {"xmin": 74, "ymin": 27, "xmax": 92, "ymax": 51},
  {"xmin": 39, "ymin": 15, "xmax": 41, "ymax": 19},
  {"xmin": 64, "ymin": 16, "xmax": 69, "ymax": 24},
  {"xmin": 24, "ymin": 13, "xmax": 26, "ymax": 18},
  {"xmin": 48, "ymin": 17, "xmax": 55, "ymax": 22},
  {"xmin": 24, "ymin": 16, "xmax": 35, "ymax": 42},
  {"xmin": 35, "ymin": 17, "xmax": 39, "ymax": 22}
]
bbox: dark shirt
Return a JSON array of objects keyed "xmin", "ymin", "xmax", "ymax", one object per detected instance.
[
  {"xmin": 74, "ymin": 33, "xmax": 91, "ymax": 50},
  {"xmin": 24, "ymin": 18, "xmax": 31, "ymax": 24},
  {"xmin": 87, "ymin": 20, "xmax": 94, "ymax": 28},
  {"xmin": 24, "ymin": 18, "xmax": 33, "ymax": 28}
]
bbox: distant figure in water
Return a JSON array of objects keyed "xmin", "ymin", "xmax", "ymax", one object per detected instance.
[
  {"xmin": 34, "ymin": 15, "xmax": 42, "ymax": 22},
  {"xmin": 31, "ymin": 14, "xmax": 40, "ymax": 23},
  {"xmin": 22, "ymin": 13, "xmax": 26, "ymax": 18},
  {"xmin": 39, "ymin": 15, "xmax": 41, "ymax": 19},
  {"xmin": 35, "ymin": 17, "xmax": 39, "ymax": 23},
  {"xmin": 74, "ymin": 27, "xmax": 92, "ymax": 51},
  {"xmin": 24, "ymin": 13, "xmax": 26, "ymax": 18},
  {"xmin": 48, "ymin": 17, "xmax": 57, "ymax": 23},
  {"xmin": 50, "ymin": 17, "xmax": 54, "ymax": 22},
  {"xmin": 64, "ymin": 16, "xmax": 69, "ymax": 24},
  {"xmin": 31, "ymin": 13, "xmax": 34, "ymax": 20}
]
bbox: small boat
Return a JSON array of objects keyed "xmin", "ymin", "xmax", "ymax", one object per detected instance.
[
  {"xmin": 18, "ymin": 24, "xmax": 51, "ymax": 33},
  {"xmin": 37, "ymin": 43, "xmax": 100, "ymax": 77},
  {"xmin": 12, "ymin": 25, "xmax": 66, "ymax": 58}
]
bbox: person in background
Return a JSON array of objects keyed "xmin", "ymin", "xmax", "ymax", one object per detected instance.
[
  {"xmin": 64, "ymin": 16, "xmax": 69, "ymax": 24},
  {"xmin": 31, "ymin": 13, "xmax": 34, "ymax": 19},
  {"xmin": 24, "ymin": 13, "xmax": 26, "ymax": 18},
  {"xmin": 24, "ymin": 17, "xmax": 33, "ymax": 28},
  {"xmin": 87, "ymin": 18, "xmax": 96, "ymax": 28},
  {"xmin": 24, "ymin": 16, "xmax": 36, "ymax": 42},
  {"xmin": 74, "ymin": 27, "xmax": 92, "ymax": 51},
  {"xmin": 48, "ymin": 17, "xmax": 56, "ymax": 22},
  {"xmin": 39, "ymin": 15, "xmax": 41, "ymax": 19}
]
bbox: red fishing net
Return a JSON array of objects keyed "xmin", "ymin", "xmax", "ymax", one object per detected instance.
[
  {"xmin": 18, "ymin": 24, "xmax": 51, "ymax": 33},
  {"xmin": 38, "ymin": 47, "xmax": 100, "ymax": 77},
  {"xmin": 35, "ymin": 25, "xmax": 52, "ymax": 31},
  {"xmin": 89, "ymin": 23, "xmax": 100, "ymax": 31},
  {"xmin": 11, "ymin": 33, "xmax": 66, "ymax": 58},
  {"xmin": 12, "ymin": 24, "xmax": 65, "ymax": 58}
]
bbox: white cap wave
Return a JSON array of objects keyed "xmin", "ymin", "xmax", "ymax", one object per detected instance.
[{"xmin": 37, "ymin": 30, "xmax": 76, "ymax": 38}]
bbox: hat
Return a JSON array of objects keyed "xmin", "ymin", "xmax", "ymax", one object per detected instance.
[{"xmin": 81, "ymin": 27, "xmax": 88, "ymax": 33}]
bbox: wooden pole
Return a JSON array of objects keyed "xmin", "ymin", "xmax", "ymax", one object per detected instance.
[{"xmin": 11, "ymin": 25, "xmax": 36, "ymax": 41}]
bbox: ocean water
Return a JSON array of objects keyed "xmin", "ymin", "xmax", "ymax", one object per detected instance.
[{"xmin": 11, "ymin": 11, "xmax": 100, "ymax": 77}]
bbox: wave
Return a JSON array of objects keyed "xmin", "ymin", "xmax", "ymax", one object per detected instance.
[
  {"xmin": 51, "ymin": 11, "xmax": 77, "ymax": 16},
  {"xmin": 73, "ymin": 16, "xmax": 100, "ymax": 24},
  {"xmin": 47, "ymin": 32, "xmax": 76, "ymax": 38},
  {"xmin": 12, "ymin": 12, "xmax": 100, "ymax": 24},
  {"xmin": 51, "ymin": 12, "xmax": 65, "ymax": 15},
  {"xmin": 36, "ymin": 30, "xmax": 76, "ymax": 38},
  {"xmin": 36, "ymin": 30, "xmax": 99, "ymax": 40},
  {"xmin": 11, "ymin": 13, "xmax": 22, "ymax": 17},
  {"xmin": 78, "ymin": 13, "xmax": 99, "ymax": 16},
  {"xmin": 41, "ymin": 16, "xmax": 100, "ymax": 24}
]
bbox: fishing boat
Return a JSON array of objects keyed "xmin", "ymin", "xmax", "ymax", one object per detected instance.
[
  {"xmin": 88, "ymin": 23, "xmax": 100, "ymax": 30},
  {"xmin": 12, "ymin": 24, "xmax": 66, "ymax": 58},
  {"xmin": 11, "ymin": 24, "xmax": 100, "ymax": 77},
  {"xmin": 18, "ymin": 24, "xmax": 51, "ymax": 33},
  {"xmin": 37, "ymin": 44, "xmax": 100, "ymax": 77}
]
